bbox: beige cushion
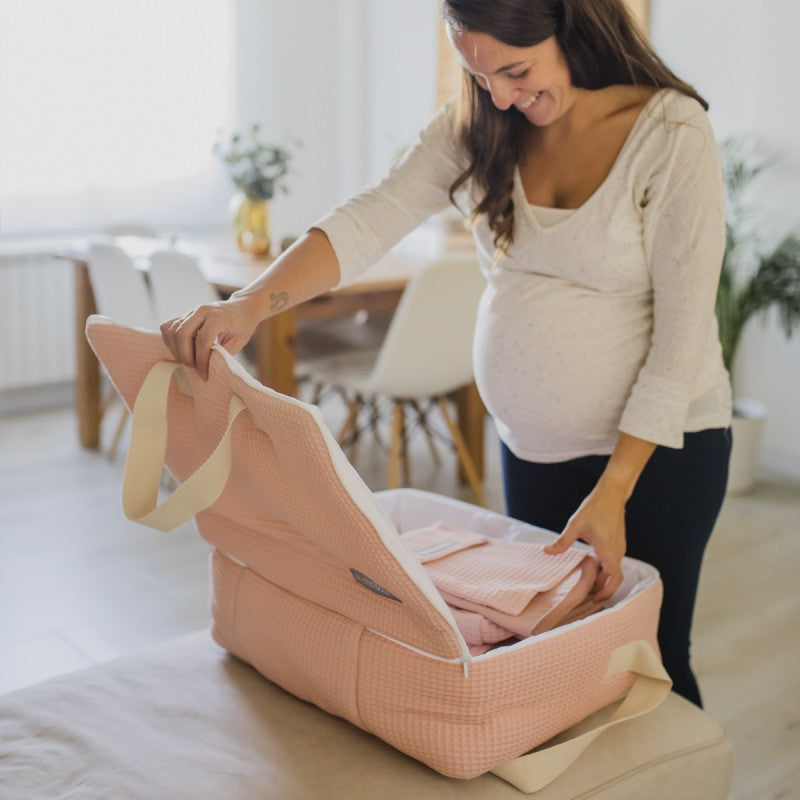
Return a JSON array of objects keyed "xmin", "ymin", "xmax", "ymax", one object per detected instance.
[{"xmin": 0, "ymin": 631, "xmax": 731, "ymax": 800}]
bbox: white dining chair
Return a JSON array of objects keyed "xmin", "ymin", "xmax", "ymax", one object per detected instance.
[
  {"xmin": 305, "ymin": 253, "xmax": 487, "ymax": 503},
  {"xmin": 148, "ymin": 248, "xmax": 220, "ymax": 324},
  {"xmin": 87, "ymin": 242, "xmax": 159, "ymax": 458},
  {"xmin": 87, "ymin": 242, "xmax": 158, "ymax": 331}
]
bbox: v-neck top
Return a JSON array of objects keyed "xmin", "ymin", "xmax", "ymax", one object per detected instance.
[{"xmin": 315, "ymin": 89, "xmax": 732, "ymax": 459}]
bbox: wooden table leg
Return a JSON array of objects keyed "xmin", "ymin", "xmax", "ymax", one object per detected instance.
[
  {"xmin": 453, "ymin": 382, "xmax": 485, "ymax": 483},
  {"xmin": 251, "ymin": 308, "xmax": 297, "ymax": 396},
  {"xmin": 74, "ymin": 262, "xmax": 101, "ymax": 449}
]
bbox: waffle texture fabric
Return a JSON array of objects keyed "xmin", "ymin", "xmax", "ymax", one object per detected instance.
[{"xmin": 86, "ymin": 318, "xmax": 665, "ymax": 782}]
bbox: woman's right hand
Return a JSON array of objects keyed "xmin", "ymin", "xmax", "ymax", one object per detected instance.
[
  {"xmin": 160, "ymin": 293, "xmax": 261, "ymax": 380},
  {"xmin": 160, "ymin": 228, "xmax": 342, "ymax": 380}
]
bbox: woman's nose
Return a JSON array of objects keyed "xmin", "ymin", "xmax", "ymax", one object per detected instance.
[{"xmin": 485, "ymin": 77, "xmax": 516, "ymax": 111}]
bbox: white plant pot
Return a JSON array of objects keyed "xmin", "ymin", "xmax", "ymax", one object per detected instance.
[{"xmin": 726, "ymin": 398, "xmax": 768, "ymax": 495}]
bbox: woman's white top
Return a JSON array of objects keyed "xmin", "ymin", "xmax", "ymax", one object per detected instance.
[{"xmin": 314, "ymin": 89, "xmax": 732, "ymax": 461}]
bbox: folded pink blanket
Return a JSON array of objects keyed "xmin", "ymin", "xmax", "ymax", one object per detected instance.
[
  {"xmin": 448, "ymin": 607, "xmax": 516, "ymax": 655},
  {"xmin": 439, "ymin": 556, "xmax": 601, "ymax": 638},
  {"xmin": 402, "ymin": 523, "xmax": 588, "ymax": 616},
  {"xmin": 402, "ymin": 523, "xmax": 600, "ymax": 652}
]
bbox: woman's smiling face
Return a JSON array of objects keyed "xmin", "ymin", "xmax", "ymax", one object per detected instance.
[{"xmin": 449, "ymin": 29, "xmax": 577, "ymax": 127}]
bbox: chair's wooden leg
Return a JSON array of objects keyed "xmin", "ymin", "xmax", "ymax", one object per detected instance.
[
  {"xmin": 310, "ymin": 381, "xmax": 325, "ymax": 406},
  {"xmin": 106, "ymin": 404, "xmax": 129, "ymax": 461},
  {"xmin": 100, "ymin": 381, "xmax": 116, "ymax": 417},
  {"xmin": 348, "ymin": 420, "xmax": 360, "ymax": 464},
  {"xmin": 367, "ymin": 398, "xmax": 385, "ymax": 450},
  {"xmin": 400, "ymin": 402, "xmax": 411, "ymax": 486},
  {"xmin": 295, "ymin": 374, "xmax": 311, "ymax": 397},
  {"xmin": 388, "ymin": 401, "xmax": 404, "ymax": 489},
  {"xmin": 337, "ymin": 394, "xmax": 361, "ymax": 452},
  {"xmin": 437, "ymin": 396, "xmax": 486, "ymax": 506},
  {"xmin": 410, "ymin": 399, "xmax": 441, "ymax": 466},
  {"xmin": 453, "ymin": 382, "xmax": 485, "ymax": 484}
]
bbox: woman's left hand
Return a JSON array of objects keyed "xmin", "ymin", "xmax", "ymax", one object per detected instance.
[
  {"xmin": 544, "ymin": 432, "xmax": 656, "ymax": 603},
  {"xmin": 543, "ymin": 477, "xmax": 628, "ymax": 603}
]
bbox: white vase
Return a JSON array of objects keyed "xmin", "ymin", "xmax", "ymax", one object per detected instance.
[{"xmin": 726, "ymin": 398, "xmax": 768, "ymax": 495}]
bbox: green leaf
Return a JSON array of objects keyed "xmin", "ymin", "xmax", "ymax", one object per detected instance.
[
  {"xmin": 212, "ymin": 122, "xmax": 300, "ymax": 201},
  {"xmin": 717, "ymin": 137, "xmax": 800, "ymax": 381}
]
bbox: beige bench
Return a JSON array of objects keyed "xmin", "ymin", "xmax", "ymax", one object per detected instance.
[{"xmin": 0, "ymin": 631, "xmax": 732, "ymax": 799}]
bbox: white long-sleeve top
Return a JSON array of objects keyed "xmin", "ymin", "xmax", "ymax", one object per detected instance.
[{"xmin": 314, "ymin": 89, "xmax": 732, "ymax": 461}]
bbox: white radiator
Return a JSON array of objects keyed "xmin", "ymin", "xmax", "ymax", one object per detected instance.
[{"xmin": 0, "ymin": 251, "xmax": 75, "ymax": 391}]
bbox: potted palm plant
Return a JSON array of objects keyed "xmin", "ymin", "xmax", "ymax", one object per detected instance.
[{"xmin": 716, "ymin": 138, "xmax": 800, "ymax": 493}]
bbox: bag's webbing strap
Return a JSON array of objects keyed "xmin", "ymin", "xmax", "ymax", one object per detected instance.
[
  {"xmin": 122, "ymin": 360, "xmax": 245, "ymax": 532},
  {"xmin": 491, "ymin": 639, "xmax": 672, "ymax": 793}
]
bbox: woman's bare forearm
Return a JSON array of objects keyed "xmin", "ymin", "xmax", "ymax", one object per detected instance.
[
  {"xmin": 229, "ymin": 227, "xmax": 341, "ymax": 324},
  {"xmin": 596, "ymin": 432, "xmax": 657, "ymax": 502},
  {"xmin": 160, "ymin": 227, "xmax": 341, "ymax": 378}
]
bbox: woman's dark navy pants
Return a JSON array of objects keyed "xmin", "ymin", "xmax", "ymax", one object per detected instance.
[{"xmin": 500, "ymin": 427, "xmax": 732, "ymax": 707}]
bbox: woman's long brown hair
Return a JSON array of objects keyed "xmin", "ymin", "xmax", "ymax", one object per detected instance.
[{"xmin": 441, "ymin": 0, "xmax": 708, "ymax": 253}]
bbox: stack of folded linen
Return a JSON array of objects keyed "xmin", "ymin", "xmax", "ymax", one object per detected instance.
[{"xmin": 401, "ymin": 523, "xmax": 601, "ymax": 654}]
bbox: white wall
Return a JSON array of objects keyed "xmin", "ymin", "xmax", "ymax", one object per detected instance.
[
  {"xmin": 652, "ymin": 0, "xmax": 800, "ymax": 478},
  {"xmin": 232, "ymin": 0, "xmax": 344, "ymax": 243},
  {"xmin": 232, "ymin": 0, "xmax": 438, "ymax": 244},
  {"xmin": 651, "ymin": 0, "xmax": 761, "ymax": 141},
  {"xmin": 0, "ymin": 2, "xmax": 236, "ymax": 237},
  {"xmin": 738, "ymin": 0, "xmax": 800, "ymax": 478},
  {"xmin": 362, "ymin": 1, "xmax": 439, "ymax": 183}
]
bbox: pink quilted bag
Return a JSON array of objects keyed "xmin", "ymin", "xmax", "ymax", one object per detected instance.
[{"xmin": 86, "ymin": 317, "xmax": 670, "ymax": 793}]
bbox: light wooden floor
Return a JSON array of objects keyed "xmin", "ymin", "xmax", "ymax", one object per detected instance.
[{"xmin": 0, "ymin": 398, "xmax": 798, "ymax": 800}]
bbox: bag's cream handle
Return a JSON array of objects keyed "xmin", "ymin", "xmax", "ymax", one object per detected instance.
[
  {"xmin": 122, "ymin": 360, "xmax": 246, "ymax": 532},
  {"xmin": 491, "ymin": 639, "xmax": 672, "ymax": 793}
]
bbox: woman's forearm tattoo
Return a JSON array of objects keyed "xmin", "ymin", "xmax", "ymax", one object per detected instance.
[{"xmin": 270, "ymin": 292, "xmax": 289, "ymax": 313}]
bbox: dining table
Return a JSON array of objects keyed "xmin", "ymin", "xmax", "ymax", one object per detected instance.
[{"xmin": 58, "ymin": 230, "xmax": 486, "ymax": 481}]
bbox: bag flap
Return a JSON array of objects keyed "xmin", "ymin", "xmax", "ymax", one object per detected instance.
[{"xmin": 86, "ymin": 316, "xmax": 468, "ymax": 662}]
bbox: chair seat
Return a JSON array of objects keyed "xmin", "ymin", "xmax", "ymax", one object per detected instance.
[{"xmin": 299, "ymin": 347, "xmax": 381, "ymax": 394}]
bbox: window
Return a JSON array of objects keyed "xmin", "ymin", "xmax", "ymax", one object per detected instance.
[{"xmin": 0, "ymin": 0, "xmax": 233, "ymax": 236}]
